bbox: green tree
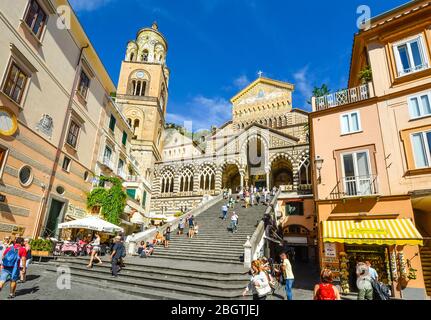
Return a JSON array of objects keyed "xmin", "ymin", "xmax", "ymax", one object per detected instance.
[
  {"xmin": 87, "ymin": 176, "xmax": 127, "ymax": 225},
  {"xmin": 307, "ymin": 84, "xmax": 331, "ymax": 104}
]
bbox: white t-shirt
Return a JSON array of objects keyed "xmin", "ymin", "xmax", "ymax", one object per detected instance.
[
  {"xmin": 248, "ymin": 271, "xmax": 271, "ymax": 297},
  {"xmin": 222, "ymin": 205, "xmax": 228, "ymax": 212},
  {"xmin": 231, "ymin": 214, "xmax": 238, "ymax": 221},
  {"xmin": 282, "ymin": 258, "xmax": 294, "ymax": 279}
]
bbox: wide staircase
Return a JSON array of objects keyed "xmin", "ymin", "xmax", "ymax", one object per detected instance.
[
  {"xmin": 420, "ymin": 239, "xmax": 431, "ymax": 298},
  {"xmin": 45, "ymin": 198, "xmax": 268, "ymax": 300}
]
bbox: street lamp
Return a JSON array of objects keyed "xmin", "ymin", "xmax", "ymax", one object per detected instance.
[{"xmin": 314, "ymin": 156, "xmax": 324, "ymax": 184}]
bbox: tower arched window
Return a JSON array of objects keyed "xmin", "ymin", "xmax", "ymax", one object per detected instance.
[
  {"xmin": 133, "ymin": 119, "xmax": 140, "ymax": 137},
  {"xmin": 130, "ymin": 52, "xmax": 135, "ymax": 61},
  {"xmin": 127, "ymin": 118, "xmax": 132, "ymax": 126},
  {"xmin": 131, "ymin": 80, "xmax": 146, "ymax": 96},
  {"xmin": 141, "ymin": 50, "xmax": 149, "ymax": 62}
]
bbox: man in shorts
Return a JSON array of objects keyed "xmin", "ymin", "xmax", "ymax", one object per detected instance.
[{"xmin": 0, "ymin": 237, "xmax": 27, "ymax": 299}]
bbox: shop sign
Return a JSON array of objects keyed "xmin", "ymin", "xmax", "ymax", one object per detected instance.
[
  {"xmin": 324, "ymin": 243, "xmax": 337, "ymax": 258},
  {"xmin": 66, "ymin": 204, "xmax": 88, "ymax": 219},
  {"xmin": 347, "ymin": 227, "xmax": 388, "ymax": 236},
  {"xmin": 322, "ymin": 257, "xmax": 339, "ymax": 264}
]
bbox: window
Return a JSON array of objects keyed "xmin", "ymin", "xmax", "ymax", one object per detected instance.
[
  {"xmin": 117, "ymin": 158, "xmax": 125, "ymax": 176},
  {"xmin": 77, "ymin": 70, "xmax": 90, "ymax": 99},
  {"xmin": 62, "ymin": 156, "xmax": 71, "ymax": 172},
  {"xmin": 340, "ymin": 111, "xmax": 361, "ymax": 134},
  {"xmin": 142, "ymin": 191, "xmax": 147, "ymax": 208},
  {"xmin": 131, "ymin": 80, "xmax": 146, "ymax": 96},
  {"xmin": 109, "ymin": 115, "xmax": 116, "ymax": 132},
  {"xmin": 341, "ymin": 151, "xmax": 375, "ymax": 196},
  {"xmin": 286, "ymin": 202, "xmax": 304, "ymax": 216},
  {"xmin": 122, "ymin": 131, "xmax": 127, "ymax": 146},
  {"xmin": 411, "ymin": 131, "xmax": 431, "ymax": 168},
  {"xmin": 24, "ymin": 0, "xmax": 47, "ymax": 39},
  {"xmin": 2, "ymin": 63, "xmax": 28, "ymax": 104},
  {"xmin": 56, "ymin": 185, "xmax": 65, "ymax": 195},
  {"xmin": 0, "ymin": 146, "xmax": 9, "ymax": 179},
  {"xmin": 103, "ymin": 146, "xmax": 112, "ymax": 166},
  {"xmin": 19, "ymin": 165, "xmax": 33, "ymax": 186},
  {"xmin": 394, "ymin": 35, "xmax": 429, "ymax": 77},
  {"xmin": 126, "ymin": 188, "xmax": 136, "ymax": 199},
  {"xmin": 409, "ymin": 92, "xmax": 431, "ymax": 119},
  {"xmin": 66, "ymin": 120, "xmax": 80, "ymax": 148}
]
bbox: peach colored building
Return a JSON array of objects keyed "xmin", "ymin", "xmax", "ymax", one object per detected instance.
[
  {"xmin": 310, "ymin": 0, "xmax": 431, "ymax": 299},
  {"xmin": 0, "ymin": 0, "xmax": 137, "ymax": 239}
]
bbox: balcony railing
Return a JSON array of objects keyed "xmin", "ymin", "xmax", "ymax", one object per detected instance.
[
  {"xmin": 312, "ymin": 82, "xmax": 374, "ymax": 111},
  {"xmin": 330, "ymin": 175, "xmax": 379, "ymax": 200},
  {"xmin": 101, "ymin": 157, "xmax": 114, "ymax": 171}
]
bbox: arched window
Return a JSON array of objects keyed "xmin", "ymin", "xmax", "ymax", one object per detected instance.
[
  {"xmin": 141, "ymin": 50, "xmax": 149, "ymax": 62},
  {"xmin": 298, "ymin": 158, "xmax": 311, "ymax": 185},
  {"xmin": 200, "ymin": 166, "xmax": 215, "ymax": 191},
  {"xmin": 160, "ymin": 169, "xmax": 174, "ymax": 194},
  {"xmin": 133, "ymin": 119, "xmax": 140, "ymax": 136},
  {"xmin": 130, "ymin": 52, "xmax": 135, "ymax": 61},
  {"xmin": 131, "ymin": 80, "xmax": 146, "ymax": 96},
  {"xmin": 179, "ymin": 167, "xmax": 194, "ymax": 192},
  {"xmin": 160, "ymin": 85, "xmax": 167, "ymax": 111}
]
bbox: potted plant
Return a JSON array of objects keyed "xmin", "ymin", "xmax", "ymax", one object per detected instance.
[
  {"xmin": 30, "ymin": 239, "xmax": 53, "ymax": 257},
  {"xmin": 358, "ymin": 65, "xmax": 372, "ymax": 84}
]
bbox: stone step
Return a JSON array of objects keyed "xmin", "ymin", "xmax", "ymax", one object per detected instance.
[
  {"xmin": 158, "ymin": 244, "xmax": 244, "ymax": 253},
  {"xmin": 45, "ymin": 266, "xmax": 246, "ymax": 299},
  {"xmin": 53, "ymin": 258, "xmax": 248, "ymax": 281},
  {"xmin": 49, "ymin": 261, "xmax": 249, "ymax": 290},
  {"xmin": 151, "ymin": 252, "xmax": 244, "ymax": 264},
  {"xmin": 155, "ymin": 248, "xmax": 243, "ymax": 258}
]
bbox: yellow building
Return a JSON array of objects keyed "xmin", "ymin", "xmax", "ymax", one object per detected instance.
[
  {"xmin": 310, "ymin": 0, "xmax": 431, "ymax": 299},
  {"xmin": 0, "ymin": 0, "xmax": 133, "ymax": 238}
]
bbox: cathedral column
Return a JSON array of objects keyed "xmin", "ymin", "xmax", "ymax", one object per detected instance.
[
  {"xmin": 292, "ymin": 162, "xmax": 300, "ymax": 191},
  {"xmin": 266, "ymin": 170, "xmax": 270, "ymax": 189},
  {"xmin": 239, "ymin": 170, "xmax": 245, "ymax": 190},
  {"xmin": 173, "ymin": 174, "xmax": 181, "ymax": 194},
  {"xmin": 193, "ymin": 169, "xmax": 200, "ymax": 195},
  {"xmin": 215, "ymin": 167, "xmax": 223, "ymax": 195}
]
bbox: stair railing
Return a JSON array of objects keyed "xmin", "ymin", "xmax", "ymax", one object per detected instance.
[
  {"xmin": 126, "ymin": 193, "xmax": 223, "ymax": 254},
  {"xmin": 243, "ymin": 189, "xmax": 281, "ymax": 269}
]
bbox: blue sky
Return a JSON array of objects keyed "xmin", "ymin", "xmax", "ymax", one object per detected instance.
[{"xmin": 70, "ymin": 0, "xmax": 409, "ymax": 131}]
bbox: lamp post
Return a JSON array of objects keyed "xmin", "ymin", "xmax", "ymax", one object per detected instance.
[{"xmin": 314, "ymin": 156, "xmax": 324, "ymax": 184}]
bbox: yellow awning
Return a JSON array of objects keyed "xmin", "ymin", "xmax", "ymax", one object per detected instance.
[{"xmin": 322, "ymin": 219, "xmax": 423, "ymax": 246}]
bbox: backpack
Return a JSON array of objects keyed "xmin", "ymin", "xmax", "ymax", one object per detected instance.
[
  {"xmin": 317, "ymin": 283, "xmax": 336, "ymax": 300},
  {"xmin": 2, "ymin": 247, "xmax": 19, "ymax": 268},
  {"xmin": 120, "ymin": 244, "xmax": 126, "ymax": 258}
]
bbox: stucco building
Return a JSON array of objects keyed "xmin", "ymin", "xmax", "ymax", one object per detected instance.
[{"xmin": 310, "ymin": 0, "xmax": 431, "ymax": 299}]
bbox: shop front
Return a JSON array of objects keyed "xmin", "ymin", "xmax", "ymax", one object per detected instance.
[{"xmin": 320, "ymin": 218, "xmax": 426, "ymax": 300}]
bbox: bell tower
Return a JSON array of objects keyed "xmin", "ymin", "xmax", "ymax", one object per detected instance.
[{"xmin": 116, "ymin": 22, "xmax": 169, "ymax": 180}]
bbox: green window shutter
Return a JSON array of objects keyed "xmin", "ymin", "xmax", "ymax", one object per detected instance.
[
  {"xmin": 122, "ymin": 131, "xmax": 127, "ymax": 146},
  {"xmin": 142, "ymin": 191, "xmax": 147, "ymax": 208},
  {"xmin": 109, "ymin": 115, "xmax": 116, "ymax": 132},
  {"xmin": 126, "ymin": 188, "xmax": 136, "ymax": 199}
]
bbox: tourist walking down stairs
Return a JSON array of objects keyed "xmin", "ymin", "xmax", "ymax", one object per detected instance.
[
  {"xmin": 242, "ymin": 260, "xmax": 272, "ymax": 300},
  {"xmin": 0, "ymin": 237, "xmax": 27, "ymax": 299}
]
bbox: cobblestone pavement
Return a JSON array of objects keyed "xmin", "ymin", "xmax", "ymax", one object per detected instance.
[
  {"xmin": 0, "ymin": 264, "xmax": 145, "ymax": 300},
  {"xmin": 0, "ymin": 263, "xmax": 315, "ymax": 300}
]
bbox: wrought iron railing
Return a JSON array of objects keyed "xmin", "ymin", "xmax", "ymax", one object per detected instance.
[
  {"xmin": 313, "ymin": 82, "xmax": 373, "ymax": 111},
  {"xmin": 329, "ymin": 175, "xmax": 379, "ymax": 199}
]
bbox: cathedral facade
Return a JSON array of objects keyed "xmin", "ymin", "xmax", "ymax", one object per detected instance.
[
  {"xmin": 115, "ymin": 23, "xmax": 311, "ymax": 214},
  {"xmin": 152, "ymin": 77, "xmax": 311, "ymax": 213}
]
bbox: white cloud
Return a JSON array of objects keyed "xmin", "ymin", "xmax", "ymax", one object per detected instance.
[
  {"xmin": 167, "ymin": 95, "xmax": 231, "ymax": 131},
  {"xmin": 69, "ymin": 0, "xmax": 113, "ymax": 12},
  {"xmin": 293, "ymin": 66, "xmax": 313, "ymax": 101},
  {"xmin": 233, "ymin": 75, "xmax": 250, "ymax": 89}
]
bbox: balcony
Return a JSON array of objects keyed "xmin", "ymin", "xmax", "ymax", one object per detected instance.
[
  {"xmin": 330, "ymin": 175, "xmax": 379, "ymax": 200},
  {"xmin": 312, "ymin": 82, "xmax": 374, "ymax": 112},
  {"xmin": 99, "ymin": 156, "xmax": 114, "ymax": 171}
]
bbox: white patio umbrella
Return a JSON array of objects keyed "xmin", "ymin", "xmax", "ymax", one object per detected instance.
[{"xmin": 58, "ymin": 216, "xmax": 124, "ymax": 233}]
